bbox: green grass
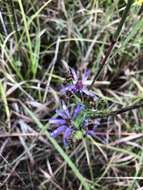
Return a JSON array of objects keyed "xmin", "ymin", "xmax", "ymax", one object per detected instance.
[
  {"xmin": 22, "ymin": 102, "xmax": 91, "ymax": 190},
  {"xmin": 0, "ymin": 0, "xmax": 143, "ymax": 189}
]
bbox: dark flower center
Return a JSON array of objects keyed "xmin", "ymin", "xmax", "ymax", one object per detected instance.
[
  {"xmin": 75, "ymin": 80, "xmax": 83, "ymax": 90},
  {"xmin": 66, "ymin": 118, "xmax": 71, "ymax": 126}
]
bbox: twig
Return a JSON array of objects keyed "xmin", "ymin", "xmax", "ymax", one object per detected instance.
[
  {"xmin": 90, "ymin": 0, "xmax": 134, "ymax": 88},
  {"xmin": 0, "ymin": 131, "xmax": 143, "ymax": 138},
  {"xmin": 94, "ymin": 102, "xmax": 143, "ymax": 118}
]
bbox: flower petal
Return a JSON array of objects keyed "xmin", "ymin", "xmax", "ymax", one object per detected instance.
[
  {"xmin": 71, "ymin": 69, "xmax": 78, "ymax": 81},
  {"xmin": 82, "ymin": 70, "xmax": 90, "ymax": 82},
  {"xmin": 56, "ymin": 110, "xmax": 67, "ymax": 119},
  {"xmin": 62, "ymin": 101, "xmax": 71, "ymax": 118},
  {"xmin": 86, "ymin": 130, "xmax": 95, "ymax": 137},
  {"xmin": 60, "ymin": 84, "xmax": 75, "ymax": 94},
  {"xmin": 63, "ymin": 127, "xmax": 72, "ymax": 146},
  {"xmin": 72, "ymin": 86, "xmax": 78, "ymax": 93},
  {"xmin": 72, "ymin": 103, "xmax": 83, "ymax": 119},
  {"xmin": 82, "ymin": 119, "xmax": 89, "ymax": 129},
  {"xmin": 49, "ymin": 118, "xmax": 66, "ymax": 125},
  {"xmin": 82, "ymin": 88, "xmax": 96, "ymax": 97},
  {"xmin": 93, "ymin": 119, "xmax": 100, "ymax": 131},
  {"xmin": 50, "ymin": 125, "xmax": 67, "ymax": 138}
]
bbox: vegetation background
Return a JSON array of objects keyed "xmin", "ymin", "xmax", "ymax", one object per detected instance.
[{"xmin": 0, "ymin": 0, "xmax": 143, "ymax": 189}]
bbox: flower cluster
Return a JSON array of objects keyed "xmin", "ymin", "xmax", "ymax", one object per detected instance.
[
  {"xmin": 49, "ymin": 101, "xmax": 83, "ymax": 146},
  {"xmin": 49, "ymin": 68, "xmax": 100, "ymax": 147},
  {"xmin": 61, "ymin": 69, "xmax": 98, "ymax": 99}
]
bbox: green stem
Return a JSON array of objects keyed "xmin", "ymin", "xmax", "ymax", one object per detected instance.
[
  {"xmin": 92, "ymin": 102, "xmax": 143, "ymax": 118},
  {"xmin": 90, "ymin": 0, "xmax": 134, "ymax": 88}
]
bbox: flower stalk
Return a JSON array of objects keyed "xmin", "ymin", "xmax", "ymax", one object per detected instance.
[
  {"xmin": 90, "ymin": 0, "xmax": 134, "ymax": 88},
  {"xmin": 90, "ymin": 102, "xmax": 143, "ymax": 118}
]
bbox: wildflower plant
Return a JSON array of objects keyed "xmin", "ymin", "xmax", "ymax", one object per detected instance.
[
  {"xmin": 50, "ymin": 62, "xmax": 143, "ymax": 147},
  {"xmin": 61, "ymin": 69, "xmax": 98, "ymax": 99},
  {"xmin": 49, "ymin": 0, "xmax": 143, "ymax": 148},
  {"xmin": 49, "ymin": 69, "xmax": 102, "ymax": 147},
  {"xmin": 49, "ymin": 101, "xmax": 84, "ymax": 146}
]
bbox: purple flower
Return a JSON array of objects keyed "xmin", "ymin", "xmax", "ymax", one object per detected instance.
[
  {"xmin": 83, "ymin": 118, "xmax": 100, "ymax": 137},
  {"xmin": 84, "ymin": 119, "xmax": 101, "ymax": 137},
  {"xmin": 49, "ymin": 101, "xmax": 83, "ymax": 146},
  {"xmin": 61, "ymin": 69, "xmax": 98, "ymax": 98}
]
